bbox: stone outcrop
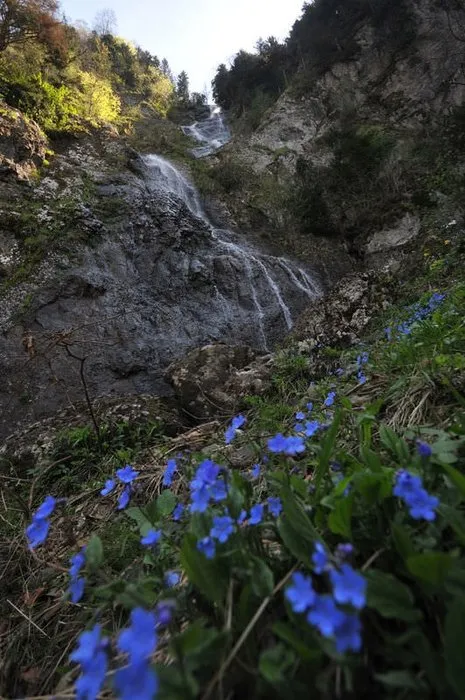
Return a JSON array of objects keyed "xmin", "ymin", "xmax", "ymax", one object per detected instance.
[
  {"xmin": 166, "ymin": 344, "xmax": 273, "ymax": 419},
  {"xmin": 0, "ymin": 102, "xmax": 48, "ymax": 180}
]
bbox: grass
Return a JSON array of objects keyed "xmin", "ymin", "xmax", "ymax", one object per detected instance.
[{"xmin": 1, "ymin": 224, "xmax": 465, "ymax": 698}]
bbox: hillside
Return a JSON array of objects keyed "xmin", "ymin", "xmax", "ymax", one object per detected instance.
[{"xmin": 2, "ymin": 1, "xmax": 465, "ymax": 699}]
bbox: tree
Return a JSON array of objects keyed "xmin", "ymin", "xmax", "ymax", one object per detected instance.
[
  {"xmin": 161, "ymin": 57, "xmax": 174, "ymax": 84},
  {"xmin": 0, "ymin": 0, "xmax": 61, "ymax": 52},
  {"xmin": 176, "ymin": 70, "xmax": 189, "ymax": 103},
  {"xmin": 93, "ymin": 7, "xmax": 117, "ymax": 36}
]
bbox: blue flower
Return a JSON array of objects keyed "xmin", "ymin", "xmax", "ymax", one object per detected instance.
[
  {"xmin": 295, "ymin": 411, "xmax": 306, "ymax": 421},
  {"xmin": 267, "ymin": 497, "xmax": 282, "ymax": 518},
  {"xmin": 306, "ymin": 402, "xmax": 314, "ymax": 412},
  {"xmin": 141, "ymin": 529, "xmax": 162, "ymax": 547},
  {"xmin": 267, "ymin": 433, "xmax": 288, "ymax": 453},
  {"xmin": 164, "ymin": 571, "xmax": 180, "ymax": 587},
  {"xmin": 225, "ymin": 414, "xmax": 246, "ymax": 444},
  {"xmin": 334, "ymin": 613, "xmax": 362, "ymax": 653},
  {"xmin": 330, "ymin": 564, "xmax": 367, "ymax": 610},
  {"xmin": 172, "ymin": 503, "xmax": 185, "ymax": 521},
  {"xmin": 249, "ymin": 504, "xmax": 264, "ymax": 525},
  {"xmin": 416, "ymin": 440, "xmax": 432, "ymax": 458},
  {"xmin": 197, "ymin": 536, "xmax": 216, "ymax": 559},
  {"xmin": 116, "ymin": 465, "xmax": 139, "ymax": 484},
  {"xmin": 304, "ymin": 420, "xmax": 320, "ymax": 438},
  {"xmin": 285, "ymin": 572, "xmax": 316, "ymax": 613},
  {"xmin": 324, "ymin": 391, "xmax": 336, "ymax": 408},
  {"xmin": 210, "ymin": 515, "xmax": 235, "ymax": 543},
  {"xmin": 307, "ymin": 595, "xmax": 344, "ymax": 637},
  {"xmin": 34, "ymin": 495, "xmax": 57, "ymax": 519},
  {"xmin": 336, "ymin": 543, "xmax": 354, "ymax": 560},
  {"xmin": 69, "ymin": 577, "xmax": 86, "ymax": 604},
  {"xmin": 155, "ymin": 600, "xmax": 175, "ymax": 626},
  {"xmin": 26, "ymin": 518, "xmax": 50, "ymax": 550},
  {"xmin": 115, "ymin": 661, "xmax": 158, "ymax": 700},
  {"xmin": 251, "ymin": 464, "xmax": 261, "ymax": 479},
  {"xmin": 100, "ymin": 479, "xmax": 115, "ymax": 496},
  {"xmin": 70, "ymin": 549, "xmax": 86, "ymax": 579},
  {"xmin": 162, "ymin": 459, "xmax": 177, "ymax": 487},
  {"xmin": 25, "ymin": 496, "xmax": 57, "ymax": 550},
  {"xmin": 294, "ymin": 422, "xmax": 305, "ymax": 433},
  {"xmin": 117, "ymin": 486, "xmax": 132, "ymax": 510},
  {"xmin": 408, "ymin": 489, "xmax": 439, "ymax": 521},
  {"xmin": 70, "ymin": 625, "xmax": 108, "ymax": 700},
  {"xmin": 190, "ymin": 460, "xmax": 220, "ymax": 491},
  {"xmin": 210, "ymin": 478, "xmax": 228, "ymax": 502},
  {"xmin": 190, "ymin": 485, "xmax": 211, "ymax": 513},
  {"xmin": 312, "ymin": 542, "xmax": 329, "ymax": 574},
  {"xmin": 117, "ymin": 608, "xmax": 157, "ymax": 663},
  {"xmin": 394, "ymin": 470, "xmax": 439, "ymax": 521},
  {"xmin": 357, "ymin": 352, "xmax": 369, "ymax": 367},
  {"xmin": 284, "ymin": 436, "xmax": 306, "ymax": 455},
  {"xmin": 393, "ymin": 470, "xmax": 423, "ymax": 500},
  {"xmin": 357, "ymin": 371, "xmax": 367, "ymax": 385},
  {"xmin": 385, "ymin": 327, "xmax": 392, "ymax": 341},
  {"xmin": 335, "ymin": 368, "xmax": 344, "ymax": 376},
  {"xmin": 237, "ymin": 509, "xmax": 247, "ymax": 525}
]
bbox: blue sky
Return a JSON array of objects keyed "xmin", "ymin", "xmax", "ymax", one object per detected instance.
[{"xmin": 60, "ymin": 0, "xmax": 305, "ymax": 94}]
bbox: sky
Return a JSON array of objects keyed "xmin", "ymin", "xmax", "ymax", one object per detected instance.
[{"xmin": 60, "ymin": 0, "xmax": 305, "ymax": 94}]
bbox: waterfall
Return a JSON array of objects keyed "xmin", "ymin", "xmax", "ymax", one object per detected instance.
[
  {"xmin": 181, "ymin": 106, "xmax": 232, "ymax": 158},
  {"xmin": 141, "ymin": 151, "xmax": 321, "ymax": 349}
]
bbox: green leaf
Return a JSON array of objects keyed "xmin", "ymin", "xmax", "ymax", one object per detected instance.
[
  {"xmin": 374, "ymin": 670, "xmax": 426, "ymax": 690},
  {"xmin": 259, "ymin": 644, "xmax": 295, "ymax": 684},
  {"xmin": 273, "ymin": 622, "xmax": 322, "ymax": 662},
  {"xmin": 328, "ymin": 495, "xmax": 353, "ymax": 538},
  {"xmin": 280, "ymin": 487, "xmax": 320, "ymax": 544},
  {"xmin": 407, "ymin": 552, "xmax": 454, "ymax": 586},
  {"xmin": 156, "ymin": 490, "xmax": 176, "ymax": 517},
  {"xmin": 360, "ymin": 445, "xmax": 383, "ymax": 472},
  {"xmin": 391, "ymin": 523, "xmax": 415, "ymax": 560},
  {"xmin": 439, "ymin": 504, "xmax": 465, "ymax": 545},
  {"xmin": 445, "ymin": 597, "xmax": 465, "ymax": 699},
  {"xmin": 354, "ymin": 471, "xmax": 392, "ymax": 505},
  {"xmin": 175, "ymin": 621, "xmax": 221, "ymax": 657},
  {"xmin": 180, "ymin": 534, "xmax": 227, "ymax": 605},
  {"xmin": 315, "ymin": 409, "xmax": 342, "ymax": 496},
  {"xmin": 125, "ymin": 507, "xmax": 152, "ymax": 535},
  {"xmin": 86, "ymin": 534, "xmax": 103, "ymax": 571},
  {"xmin": 278, "ymin": 516, "xmax": 312, "ymax": 563},
  {"xmin": 379, "ymin": 424, "xmax": 410, "ymax": 463},
  {"xmin": 441, "ymin": 463, "xmax": 465, "ymax": 500},
  {"xmin": 250, "ymin": 556, "xmax": 274, "ymax": 597},
  {"xmin": 366, "ymin": 570, "xmax": 422, "ymax": 621}
]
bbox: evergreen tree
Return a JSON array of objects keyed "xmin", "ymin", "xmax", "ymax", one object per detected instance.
[{"xmin": 176, "ymin": 70, "xmax": 189, "ymax": 103}]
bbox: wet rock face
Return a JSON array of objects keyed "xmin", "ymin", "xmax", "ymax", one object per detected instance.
[
  {"xmin": 0, "ymin": 135, "xmax": 323, "ymax": 439},
  {"xmin": 0, "ymin": 102, "xmax": 47, "ymax": 179}
]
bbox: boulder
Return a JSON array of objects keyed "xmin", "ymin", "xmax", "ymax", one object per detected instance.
[
  {"xmin": 166, "ymin": 343, "xmax": 273, "ymax": 420},
  {"xmin": 0, "ymin": 103, "xmax": 47, "ymax": 180}
]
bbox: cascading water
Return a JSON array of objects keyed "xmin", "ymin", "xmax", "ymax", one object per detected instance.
[
  {"xmin": 141, "ymin": 146, "xmax": 322, "ymax": 351},
  {"xmin": 181, "ymin": 106, "xmax": 232, "ymax": 158}
]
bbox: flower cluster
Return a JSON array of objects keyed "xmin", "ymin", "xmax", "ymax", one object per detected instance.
[
  {"xmin": 393, "ymin": 470, "xmax": 439, "ymax": 521},
  {"xmin": 25, "ymin": 495, "xmax": 57, "ymax": 550},
  {"xmin": 70, "ymin": 624, "xmax": 108, "ymax": 699},
  {"xmin": 190, "ymin": 459, "xmax": 228, "ymax": 513},
  {"xmin": 356, "ymin": 351, "xmax": 369, "ymax": 385},
  {"xmin": 100, "ymin": 465, "xmax": 140, "ymax": 510},
  {"xmin": 115, "ymin": 608, "xmax": 159, "ymax": 700},
  {"xmin": 387, "ymin": 292, "xmax": 445, "ymax": 339},
  {"xmin": 285, "ymin": 543, "xmax": 366, "ymax": 654},
  {"xmin": 267, "ymin": 433, "xmax": 305, "ymax": 455},
  {"xmin": 68, "ymin": 547, "xmax": 86, "ymax": 604}
]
